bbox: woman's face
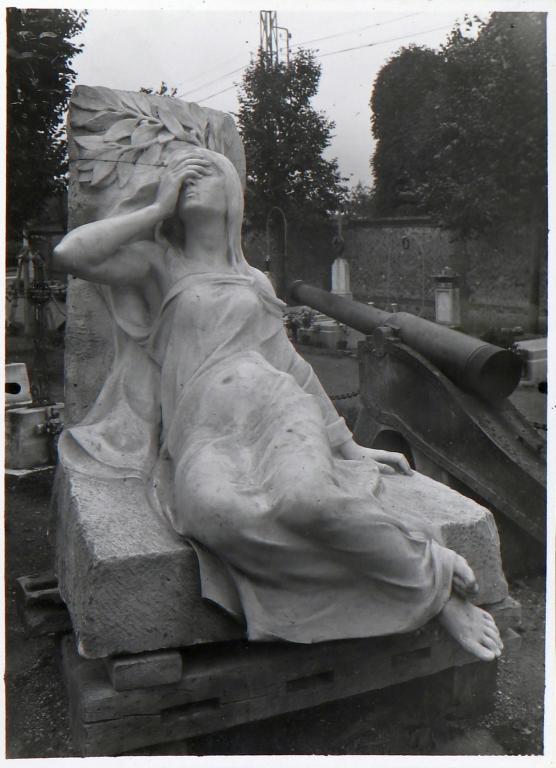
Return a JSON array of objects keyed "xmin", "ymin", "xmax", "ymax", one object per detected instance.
[{"xmin": 176, "ymin": 157, "xmax": 228, "ymax": 223}]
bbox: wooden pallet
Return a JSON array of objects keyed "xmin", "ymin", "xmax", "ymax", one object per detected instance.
[{"xmin": 61, "ymin": 597, "xmax": 521, "ymax": 757}]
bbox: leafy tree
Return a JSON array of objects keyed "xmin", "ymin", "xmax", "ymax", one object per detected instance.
[
  {"xmin": 237, "ymin": 49, "xmax": 347, "ymax": 231},
  {"xmin": 342, "ymin": 183, "xmax": 378, "ymax": 220},
  {"xmin": 371, "ymin": 45, "xmax": 443, "ymax": 216},
  {"xmin": 6, "ymin": 8, "xmax": 87, "ymax": 242},
  {"xmin": 371, "ymin": 12, "xmax": 547, "ymax": 238},
  {"xmin": 371, "ymin": 13, "xmax": 547, "ymax": 330}
]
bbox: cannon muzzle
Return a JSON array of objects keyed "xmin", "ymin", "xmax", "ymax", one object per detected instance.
[{"xmin": 289, "ymin": 281, "xmax": 522, "ymax": 402}]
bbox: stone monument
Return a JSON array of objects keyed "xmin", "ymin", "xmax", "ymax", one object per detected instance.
[
  {"xmin": 54, "ymin": 86, "xmax": 508, "ymax": 666},
  {"xmin": 54, "ymin": 86, "xmax": 247, "ymax": 656},
  {"xmin": 331, "ymin": 222, "xmax": 352, "ymax": 300},
  {"xmin": 331, "ymin": 256, "xmax": 352, "ymax": 299}
]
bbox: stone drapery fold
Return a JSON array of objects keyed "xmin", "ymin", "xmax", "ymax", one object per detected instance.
[{"xmin": 59, "ymin": 265, "xmax": 457, "ymax": 643}]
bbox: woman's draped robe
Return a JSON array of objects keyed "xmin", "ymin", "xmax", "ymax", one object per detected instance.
[{"xmin": 60, "ymin": 266, "xmax": 457, "ymax": 643}]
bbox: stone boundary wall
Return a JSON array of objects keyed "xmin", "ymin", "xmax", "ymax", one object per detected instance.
[
  {"xmin": 243, "ymin": 224, "xmax": 336, "ymax": 296},
  {"xmin": 340, "ymin": 217, "xmax": 547, "ymax": 335},
  {"xmin": 242, "ymin": 216, "xmax": 547, "ymax": 335}
]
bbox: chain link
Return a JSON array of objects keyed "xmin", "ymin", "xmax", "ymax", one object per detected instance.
[{"xmin": 330, "ymin": 390, "xmax": 360, "ymax": 401}]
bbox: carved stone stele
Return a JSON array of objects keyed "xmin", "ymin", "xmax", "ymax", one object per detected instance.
[
  {"xmin": 56, "ymin": 87, "xmax": 247, "ymax": 656},
  {"xmin": 65, "ymin": 85, "xmax": 245, "ymax": 425}
]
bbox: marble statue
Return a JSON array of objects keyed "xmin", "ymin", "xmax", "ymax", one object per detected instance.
[{"xmin": 53, "ymin": 87, "xmax": 503, "ymax": 662}]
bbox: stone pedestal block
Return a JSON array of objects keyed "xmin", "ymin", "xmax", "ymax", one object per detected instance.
[
  {"xmin": 55, "ymin": 459, "xmax": 508, "ymax": 660},
  {"xmin": 54, "ymin": 465, "xmax": 243, "ymax": 659}
]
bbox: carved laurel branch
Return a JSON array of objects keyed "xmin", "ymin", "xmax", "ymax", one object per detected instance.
[{"xmin": 70, "ymin": 86, "xmax": 213, "ymax": 189}]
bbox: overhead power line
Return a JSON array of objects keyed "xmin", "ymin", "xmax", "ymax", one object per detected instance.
[
  {"xmin": 195, "ymin": 21, "xmax": 455, "ymax": 103},
  {"xmin": 294, "ymin": 11, "xmax": 423, "ymax": 46},
  {"xmin": 179, "ymin": 12, "xmax": 426, "ymax": 104},
  {"xmin": 197, "ymin": 84, "xmax": 238, "ymax": 103},
  {"xmin": 178, "ymin": 65, "xmax": 246, "ymax": 98},
  {"xmin": 172, "ymin": 52, "xmax": 247, "ymax": 94},
  {"xmin": 317, "ymin": 23, "xmax": 453, "ymax": 58}
]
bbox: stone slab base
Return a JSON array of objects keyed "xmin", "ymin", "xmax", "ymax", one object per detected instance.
[
  {"xmin": 61, "ymin": 597, "xmax": 521, "ymax": 757},
  {"xmin": 54, "ymin": 465, "xmax": 243, "ymax": 659},
  {"xmin": 55, "ymin": 460, "xmax": 509, "ymax": 659}
]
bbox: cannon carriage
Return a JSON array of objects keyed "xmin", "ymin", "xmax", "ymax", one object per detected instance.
[{"xmin": 289, "ymin": 281, "xmax": 546, "ymax": 572}]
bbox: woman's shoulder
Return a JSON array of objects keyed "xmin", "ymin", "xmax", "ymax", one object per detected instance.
[
  {"xmin": 248, "ymin": 266, "xmax": 287, "ymax": 316},
  {"xmin": 249, "ymin": 266, "xmax": 277, "ymax": 293}
]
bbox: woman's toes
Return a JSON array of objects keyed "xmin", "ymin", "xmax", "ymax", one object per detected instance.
[
  {"xmin": 484, "ymin": 627, "xmax": 502, "ymax": 645},
  {"xmin": 481, "ymin": 629, "xmax": 504, "ymax": 656},
  {"xmin": 473, "ymin": 642, "xmax": 497, "ymax": 662},
  {"xmin": 479, "ymin": 637, "xmax": 501, "ymax": 658},
  {"xmin": 480, "ymin": 610, "xmax": 497, "ymax": 626}
]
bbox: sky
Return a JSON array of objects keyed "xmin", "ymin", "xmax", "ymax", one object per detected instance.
[{"xmin": 70, "ymin": 4, "xmax": 477, "ymax": 188}]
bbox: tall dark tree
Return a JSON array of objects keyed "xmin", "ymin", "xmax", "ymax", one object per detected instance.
[
  {"xmin": 237, "ymin": 49, "xmax": 347, "ymax": 231},
  {"xmin": 371, "ymin": 12, "xmax": 547, "ymax": 330},
  {"xmin": 7, "ymin": 8, "xmax": 87, "ymax": 241},
  {"xmin": 371, "ymin": 45, "xmax": 443, "ymax": 215},
  {"xmin": 342, "ymin": 183, "xmax": 377, "ymax": 220},
  {"xmin": 371, "ymin": 12, "xmax": 547, "ymax": 238}
]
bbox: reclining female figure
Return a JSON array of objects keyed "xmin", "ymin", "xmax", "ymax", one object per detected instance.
[{"xmin": 54, "ymin": 148, "xmax": 503, "ymax": 661}]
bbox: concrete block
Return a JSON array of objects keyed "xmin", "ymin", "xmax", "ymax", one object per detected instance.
[
  {"xmin": 6, "ymin": 403, "xmax": 64, "ymax": 469},
  {"xmin": 5, "ymin": 362, "xmax": 32, "ymax": 406},
  {"xmin": 513, "ymin": 337, "xmax": 547, "ymax": 386},
  {"xmin": 16, "ymin": 572, "xmax": 72, "ymax": 637},
  {"xmin": 105, "ymin": 650, "xmax": 183, "ymax": 691},
  {"xmin": 54, "ymin": 464, "xmax": 244, "ymax": 659}
]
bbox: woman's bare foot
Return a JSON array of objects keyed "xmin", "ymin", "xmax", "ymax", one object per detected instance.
[
  {"xmin": 438, "ymin": 594, "xmax": 503, "ymax": 661},
  {"xmin": 452, "ymin": 553, "xmax": 479, "ymax": 598}
]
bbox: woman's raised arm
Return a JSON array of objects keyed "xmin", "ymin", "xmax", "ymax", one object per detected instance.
[
  {"xmin": 53, "ymin": 153, "xmax": 213, "ymax": 285},
  {"xmin": 52, "ymin": 204, "xmax": 164, "ymax": 285}
]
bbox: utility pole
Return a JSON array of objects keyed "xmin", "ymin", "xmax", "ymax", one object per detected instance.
[
  {"xmin": 259, "ymin": 11, "xmax": 292, "ymax": 299},
  {"xmin": 260, "ymin": 10, "xmax": 278, "ymax": 63},
  {"xmin": 259, "ymin": 10, "xmax": 291, "ymax": 64},
  {"xmin": 277, "ymin": 26, "xmax": 291, "ymax": 64}
]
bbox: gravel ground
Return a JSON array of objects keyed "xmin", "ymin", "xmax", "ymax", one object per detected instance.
[{"xmin": 4, "ymin": 338, "xmax": 549, "ymax": 758}]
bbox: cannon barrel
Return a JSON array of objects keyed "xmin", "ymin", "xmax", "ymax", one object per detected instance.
[{"xmin": 289, "ymin": 281, "xmax": 523, "ymax": 402}]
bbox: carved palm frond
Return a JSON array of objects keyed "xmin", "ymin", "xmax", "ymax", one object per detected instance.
[{"xmin": 70, "ymin": 85, "xmax": 206, "ymax": 189}]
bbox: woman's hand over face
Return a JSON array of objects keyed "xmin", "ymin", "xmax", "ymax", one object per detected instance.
[{"xmin": 155, "ymin": 154, "xmax": 212, "ymax": 220}]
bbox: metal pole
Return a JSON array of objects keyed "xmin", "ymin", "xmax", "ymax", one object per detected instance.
[
  {"xmin": 277, "ymin": 26, "xmax": 291, "ymax": 64},
  {"xmin": 266, "ymin": 206, "xmax": 288, "ymax": 299}
]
